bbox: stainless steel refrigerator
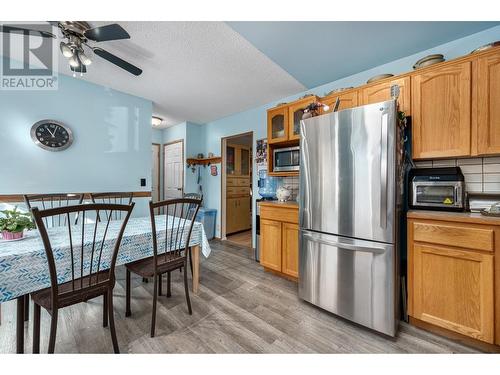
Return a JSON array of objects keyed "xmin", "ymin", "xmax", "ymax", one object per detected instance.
[{"xmin": 299, "ymin": 99, "xmax": 400, "ymax": 337}]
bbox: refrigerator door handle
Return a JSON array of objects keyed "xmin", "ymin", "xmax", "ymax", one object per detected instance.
[
  {"xmin": 301, "ymin": 230, "xmax": 387, "ymax": 254},
  {"xmin": 380, "ymin": 111, "xmax": 388, "ymax": 229}
]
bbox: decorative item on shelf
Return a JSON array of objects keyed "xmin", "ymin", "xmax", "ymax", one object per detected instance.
[
  {"xmin": 0, "ymin": 207, "xmax": 35, "ymax": 241},
  {"xmin": 276, "ymin": 102, "xmax": 288, "ymax": 107},
  {"xmin": 300, "ymin": 93, "xmax": 315, "ymax": 99},
  {"xmin": 186, "ymin": 155, "xmax": 222, "ymax": 169},
  {"xmin": 302, "ymin": 101, "xmax": 330, "ymax": 119},
  {"xmin": 276, "ymin": 186, "xmax": 291, "ymax": 202},
  {"xmin": 470, "ymin": 41, "xmax": 500, "ymax": 54},
  {"xmin": 208, "ymin": 152, "xmax": 214, "ymax": 158},
  {"xmin": 366, "ymin": 73, "xmax": 394, "ymax": 84},
  {"xmin": 324, "ymin": 87, "xmax": 354, "ymax": 96},
  {"xmin": 412, "ymin": 54, "xmax": 445, "ymax": 69}
]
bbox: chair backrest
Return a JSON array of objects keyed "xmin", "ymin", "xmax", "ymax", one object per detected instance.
[
  {"xmin": 183, "ymin": 192, "xmax": 203, "ymax": 202},
  {"xmin": 90, "ymin": 192, "xmax": 134, "ymax": 221},
  {"xmin": 149, "ymin": 198, "xmax": 201, "ymax": 269},
  {"xmin": 31, "ymin": 203, "xmax": 135, "ymax": 309},
  {"xmin": 24, "ymin": 193, "xmax": 85, "ymax": 228}
]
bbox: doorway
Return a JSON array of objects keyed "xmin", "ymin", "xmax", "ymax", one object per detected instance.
[
  {"xmin": 163, "ymin": 140, "xmax": 184, "ymax": 200},
  {"xmin": 221, "ymin": 132, "xmax": 253, "ymax": 248},
  {"xmin": 152, "ymin": 143, "xmax": 161, "ymax": 203}
]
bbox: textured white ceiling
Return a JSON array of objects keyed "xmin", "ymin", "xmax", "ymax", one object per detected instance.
[{"xmin": 55, "ymin": 21, "xmax": 305, "ymax": 127}]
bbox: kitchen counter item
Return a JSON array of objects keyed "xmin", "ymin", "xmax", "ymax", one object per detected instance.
[
  {"xmin": 366, "ymin": 73, "xmax": 394, "ymax": 83},
  {"xmin": 413, "ymin": 54, "xmax": 445, "ymax": 69},
  {"xmin": 468, "ymin": 192, "xmax": 500, "ymax": 213},
  {"xmin": 276, "ymin": 186, "xmax": 291, "ymax": 202},
  {"xmin": 471, "ymin": 41, "xmax": 500, "ymax": 54}
]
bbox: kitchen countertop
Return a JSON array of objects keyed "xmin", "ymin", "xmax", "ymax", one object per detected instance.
[
  {"xmin": 258, "ymin": 200, "xmax": 299, "ymax": 209},
  {"xmin": 407, "ymin": 209, "xmax": 500, "ymax": 225}
]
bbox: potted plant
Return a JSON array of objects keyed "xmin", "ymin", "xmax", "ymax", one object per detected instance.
[{"xmin": 0, "ymin": 207, "xmax": 35, "ymax": 240}]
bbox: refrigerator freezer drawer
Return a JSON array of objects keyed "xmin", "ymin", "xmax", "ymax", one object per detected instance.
[{"xmin": 298, "ymin": 229, "xmax": 397, "ymax": 336}]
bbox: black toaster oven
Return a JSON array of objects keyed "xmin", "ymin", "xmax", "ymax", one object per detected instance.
[{"xmin": 409, "ymin": 167, "xmax": 465, "ymax": 211}]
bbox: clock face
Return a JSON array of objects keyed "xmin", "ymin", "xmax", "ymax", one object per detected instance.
[{"xmin": 30, "ymin": 120, "xmax": 73, "ymax": 151}]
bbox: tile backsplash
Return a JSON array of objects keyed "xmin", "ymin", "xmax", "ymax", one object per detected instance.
[{"xmin": 414, "ymin": 157, "xmax": 500, "ymax": 193}]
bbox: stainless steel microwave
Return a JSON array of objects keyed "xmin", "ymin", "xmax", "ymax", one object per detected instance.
[
  {"xmin": 273, "ymin": 146, "xmax": 300, "ymax": 172},
  {"xmin": 409, "ymin": 167, "xmax": 465, "ymax": 211}
]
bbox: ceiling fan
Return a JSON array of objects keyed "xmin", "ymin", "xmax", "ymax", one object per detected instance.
[{"xmin": 0, "ymin": 21, "xmax": 142, "ymax": 76}]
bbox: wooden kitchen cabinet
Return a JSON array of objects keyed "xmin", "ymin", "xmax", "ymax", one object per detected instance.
[
  {"xmin": 321, "ymin": 90, "xmax": 359, "ymax": 114},
  {"xmin": 473, "ymin": 52, "xmax": 500, "ymax": 155},
  {"xmin": 267, "ymin": 105, "xmax": 289, "ymax": 144},
  {"xmin": 411, "ymin": 61, "xmax": 472, "ymax": 159},
  {"xmin": 288, "ymin": 96, "xmax": 319, "ymax": 141},
  {"xmin": 360, "ymin": 76, "xmax": 411, "ymax": 115},
  {"xmin": 226, "ymin": 197, "xmax": 251, "ymax": 234},
  {"xmin": 226, "ymin": 144, "xmax": 251, "ymax": 177},
  {"xmin": 282, "ymin": 222, "xmax": 299, "ymax": 278},
  {"xmin": 259, "ymin": 202, "xmax": 299, "ymax": 279},
  {"xmin": 260, "ymin": 218, "xmax": 282, "ymax": 272},
  {"xmin": 407, "ymin": 212, "xmax": 498, "ymax": 346}
]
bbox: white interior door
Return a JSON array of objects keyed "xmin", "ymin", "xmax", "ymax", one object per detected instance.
[
  {"xmin": 164, "ymin": 141, "xmax": 184, "ymax": 200},
  {"xmin": 152, "ymin": 144, "xmax": 160, "ymax": 202}
]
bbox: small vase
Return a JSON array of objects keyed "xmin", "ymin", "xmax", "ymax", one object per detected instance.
[{"xmin": 1, "ymin": 230, "xmax": 23, "ymax": 240}]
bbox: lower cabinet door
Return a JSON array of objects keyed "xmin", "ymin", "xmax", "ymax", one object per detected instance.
[
  {"xmin": 282, "ymin": 222, "xmax": 299, "ymax": 278},
  {"xmin": 412, "ymin": 243, "xmax": 494, "ymax": 343},
  {"xmin": 260, "ymin": 219, "xmax": 282, "ymax": 272}
]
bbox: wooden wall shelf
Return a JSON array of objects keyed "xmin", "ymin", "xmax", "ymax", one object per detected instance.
[{"xmin": 186, "ymin": 156, "xmax": 221, "ymax": 167}]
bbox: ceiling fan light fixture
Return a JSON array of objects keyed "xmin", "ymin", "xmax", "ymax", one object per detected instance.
[
  {"xmin": 68, "ymin": 54, "xmax": 80, "ymax": 68},
  {"xmin": 78, "ymin": 50, "xmax": 92, "ymax": 66},
  {"xmin": 151, "ymin": 116, "xmax": 163, "ymax": 127},
  {"xmin": 59, "ymin": 41, "xmax": 74, "ymax": 58}
]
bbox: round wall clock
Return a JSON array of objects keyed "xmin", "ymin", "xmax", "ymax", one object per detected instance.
[{"xmin": 30, "ymin": 120, "xmax": 73, "ymax": 151}]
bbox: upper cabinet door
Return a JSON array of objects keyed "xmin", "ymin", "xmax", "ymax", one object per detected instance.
[
  {"xmin": 240, "ymin": 147, "xmax": 250, "ymax": 176},
  {"xmin": 288, "ymin": 96, "xmax": 317, "ymax": 141},
  {"xmin": 267, "ymin": 106, "xmax": 289, "ymax": 144},
  {"xmin": 360, "ymin": 76, "xmax": 411, "ymax": 115},
  {"xmin": 473, "ymin": 53, "xmax": 500, "ymax": 155},
  {"xmin": 411, "ymin": 61, "xmax": 472, "ymax": 159},
  {"xmin": 321, "ymin": 91, "xmax": 358, "ymax": 114}
]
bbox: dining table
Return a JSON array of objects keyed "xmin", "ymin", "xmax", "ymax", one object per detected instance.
[{"xmin": 0, "ymin": 214, "xmax": 211, "ymax": 353}]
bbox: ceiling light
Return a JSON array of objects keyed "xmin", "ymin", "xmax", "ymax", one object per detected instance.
[
  {"xmin": 78, "ymin": 51, "xmax": 92, "ymax": 66},
  {"xmin": 68, "ymin": 54, "xmax": 80, "ymax": 68},
  {"xmin": 152, "ymin": 116, "xmax": 163, "ymax": 127},
  {"xmin": 60, "ymin": 42, "xmax": 74, "ymax": 58}
]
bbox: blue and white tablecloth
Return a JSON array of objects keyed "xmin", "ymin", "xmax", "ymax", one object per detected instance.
[{"xmin": 0, "ymin": 215, "xmax": 211, "ymax": 302}]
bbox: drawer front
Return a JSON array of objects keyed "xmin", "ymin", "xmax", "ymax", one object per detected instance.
[
  {"xmin": 227, "ymin": 187, "xmax": 249, "ymax": 197},
  {"xmin": 236, "ymin": 178, "xmax": 250, "ymax": 186},
  {"xmin": 227, "ymin": 178, "xmax": 236, "ymax": 186},
  {"xmin": 260, "ymin": 205, "xmax": 298, "ymax": 224},
  {"xmin": 412, "ymin": 221, "xmax": 494, "ymax": 252}
]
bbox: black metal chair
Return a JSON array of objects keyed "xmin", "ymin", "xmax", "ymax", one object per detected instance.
[
  {"xmin": 30, "ymin": 202, "xmax": 135, "ymax": 353},
  {"xmin": 24, "ymin": 193, "xmax": 85, "ymax": 228},
  {"xmin": 125, "ymin": 198, "xmax": 201, "ymax": 337},
  {"xmin": 90, "ymin": 192, "xmax": 134, "ymax": 221}
]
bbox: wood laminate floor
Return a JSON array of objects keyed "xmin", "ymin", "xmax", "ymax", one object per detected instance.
[
  {"xmin": 0, "ymin": 240, "xmax": 480, "ymax": 353},
  {"xmin": 226, "ymin": 230, "xmax": 252, "ymax": 248}
]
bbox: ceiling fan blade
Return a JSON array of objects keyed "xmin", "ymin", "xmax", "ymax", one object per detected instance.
[
  {"xmin": 0, "ymin": 25, "xmax": 55, "ymax": 38},
  {"xmin": 84, "ymin": 24, "xmax": 130, "ymax": 42},
  {"xmin": 93, "ymin": 47, "xmax": 142, "ymax": 76}
]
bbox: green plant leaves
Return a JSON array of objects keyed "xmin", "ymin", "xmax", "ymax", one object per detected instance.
[{"xmin": 0, "ymin": 206, "xmax": 35, "ymax": 233}]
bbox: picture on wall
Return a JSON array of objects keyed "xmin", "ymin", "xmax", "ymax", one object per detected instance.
[{"xmin": 255, "ymin": 138, "xmax": 267, "ymax": 166}]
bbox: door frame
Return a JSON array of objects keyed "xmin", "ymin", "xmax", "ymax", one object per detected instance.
[
  {"xmin": 163, "ymin": 139, "xmax": 184, "ymax": 200},
  {"xmin": 220, "ymin": 131, "xmax": 253, "ymax": 241},
  {"xmin": 152, "ymin": 143, "xmax": 161, "ymax": 202}
]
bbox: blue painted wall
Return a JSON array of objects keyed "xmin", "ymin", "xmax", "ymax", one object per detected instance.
[
  {"xmin": 201, "ymin": 25, "xmax": 500, "ymax": 243},
  {"xmin": 0, "ymin": 63, "xmax": 153, "ymax": 216}
]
